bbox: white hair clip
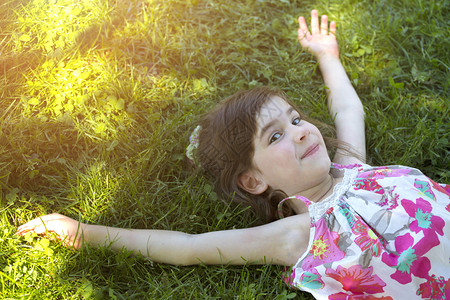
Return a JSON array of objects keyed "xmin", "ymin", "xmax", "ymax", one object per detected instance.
[{"xmin": 186, "ymin": 125, "xmax": 201, "ymax": 167}]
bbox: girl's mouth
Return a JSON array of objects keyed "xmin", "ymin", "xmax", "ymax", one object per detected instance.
[{"xmin": 301, "ymin": 144, "xmax": 319, "ymax": 159}]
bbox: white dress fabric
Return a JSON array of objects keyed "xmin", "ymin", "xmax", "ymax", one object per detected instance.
[{"xmin": 283, "ymin": 163, "xmax": 450, "ymax": 299}]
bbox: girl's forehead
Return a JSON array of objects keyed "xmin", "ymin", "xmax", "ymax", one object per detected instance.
[{"xmin": 256, "ymin": 96, "xmax": 293, "ymax": 127}]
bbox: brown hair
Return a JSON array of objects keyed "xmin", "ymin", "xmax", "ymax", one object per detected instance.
[{"xmin": 197, "ymin": 86, "xmax": 356, "ymax": 223}]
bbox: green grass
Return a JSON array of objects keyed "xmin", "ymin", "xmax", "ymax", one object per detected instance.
[{"xmin": 1, "ymin": 0, "xmax": 449, "ymax": 298}]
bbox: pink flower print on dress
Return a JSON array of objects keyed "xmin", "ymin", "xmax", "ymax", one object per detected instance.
[
  {"xmin": 358, "ymin": 167, "xmax": 411, "ymax": 180},
  {"xmin": 381, "ymin": 233, "xmax": 432, "ymax": 284},
  {"xmin": 354, "ymin": 167, "xmax": 411, "ymax": 194},
  {"xmin": 352, "ymin": 218, "xmax": 386, "ymax": 257},
  {"xmin": 429, "ymin": 179, "xmax": 450, "ymax": 201},
  {"xmin": 375, "ymin": 188, "xmax": 399, "ymax": 210},
  {"xmin": 298, "ymin": 268, "xmax": 325, "ymax": 290},
  {"xmin": 338, "ymin": 201, "xmax": 357, "ymax": 228},
  {"xmin": 443, "ymin": 184, "xmax": 450, "ymax": 194},
  {"xmin": 401, "ymin": 198, "xmax": 445, "ymax": 237},
  {"xmin": 400, "ymin": 198, "xmax": 443, "ymax": 260},
  {"xmin": 325, "ymin": 265, "xmax": 390, "ymax": 299},
  {"xmin": 301, "ymin": 218, "xmax": 345, "ymax": 270},
  {"xmin": 329, "ymin": 293, "xmax": 393, "ymax": 300},
  {"xmin": 325, "ymin": 207, "xmax": 334, "ymax": 214},
  {"xmin": 288, "ymin": 268, "xmax": 325, "ymax": 291},
  {"xmin": 417, "ymin": 274, "xmax": 450, "ymax": 300},
  {"xmin": 354, "ymin": 178, "xmax": 384, "ymax": 194},
  {"xmin": 414, "ymin": 179, "xmax": 437, "ymax": 202}
]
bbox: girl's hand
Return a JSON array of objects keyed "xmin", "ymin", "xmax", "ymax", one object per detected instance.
[
  {"xmin": 16, "ymin": 213, "xmax": 84, "ymax": 249},
  {"xmin": 298, "ymin": 9, "xmax": 339, "ymax": 59}
]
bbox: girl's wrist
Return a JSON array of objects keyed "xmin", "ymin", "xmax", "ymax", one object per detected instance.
[
  {"xmin": 78, "ymin": 222, "xmax": 90, "ymax": 244},
  {"xmin": 316, "ymin": 52, "xmax": 340, "ymax": 63},
  {"xmin": 80, "ymin": 223, "xmax": 118, "ymax": 248}
]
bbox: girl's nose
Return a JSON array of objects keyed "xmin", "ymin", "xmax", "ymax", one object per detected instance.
[{"xmin": 293, "ymin": 126, "xmax": 310, "ymax": 143}]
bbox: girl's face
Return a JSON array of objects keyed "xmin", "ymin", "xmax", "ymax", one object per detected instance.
[{"xmin": 251, "ymin": 96, "xmax": 331, "ymax": 196}]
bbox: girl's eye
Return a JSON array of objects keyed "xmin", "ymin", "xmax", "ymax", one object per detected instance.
[
  {"xmin": 292, "ymin": 117, "xmax": 301, "ymax": 125},
  {"xmin": 269, "ymin": 132, "xmax": 282, "ymax": 144}
]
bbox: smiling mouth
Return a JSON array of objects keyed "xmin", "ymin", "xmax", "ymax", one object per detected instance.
[{"xmin": 301, "ymin": 144, "xmax": 319, "ymax": 159}]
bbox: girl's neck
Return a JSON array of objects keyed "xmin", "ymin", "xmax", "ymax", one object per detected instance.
[{"xmin": 288, "ymin": 174, "xmax": 342, "ymax": 214}]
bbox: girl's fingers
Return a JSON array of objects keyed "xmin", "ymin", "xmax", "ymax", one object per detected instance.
[
  {"xmin": 16, "ymin": 214, "xmax": 60, "ymax": 235},
  {"xmin": 321, "ymin": 15, "xmax": 328, "ymax": 34},
  {"xmin": 310, "ymin": 9, "xmax": 319, "ymax": 35},
  {"xmin": 298, "ymin": 16, "xmax": 307, "ymax": 30},
  {"xmin": 17, "ymin": 220, "xmax": 41, "ymax": 234},
  {"xmin": 297, "ymin": 28, "xmax": 306, "ymax": 41},
  {"xmin": 17, "ymin": 221, "xmax": 46, "ymax": 235},
  {"xmin": 298, "ymin": 16, "xmax": 308, "ymax": 38},
  {"xmin": 300, "ymin": 10, "xmax": 335, "ymax": 39},
  {"xmin": 330, "ymin": 21, "xmax": 336, "ymax": 35}
]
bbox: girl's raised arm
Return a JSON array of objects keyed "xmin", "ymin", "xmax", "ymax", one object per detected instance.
[
  {"xmin": 17, "ymin": 213, "xmax": 309, "ymax": 266},
  {"xmin": 298, "ymin": 10, "xmax": 366, "ymax": 164}
]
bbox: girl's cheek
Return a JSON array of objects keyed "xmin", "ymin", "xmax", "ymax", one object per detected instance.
[
  {"xmin": 311, "ymin": 125, "xmax": 323, "ymax": 137},
  {"xmin": 276, "ymin": 142, "xmax": 295, "ymax": 157}
]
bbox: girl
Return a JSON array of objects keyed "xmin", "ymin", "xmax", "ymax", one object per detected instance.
[{"xmin": 17, "ymin": 10, "xmax": 450, "ymax": 299}]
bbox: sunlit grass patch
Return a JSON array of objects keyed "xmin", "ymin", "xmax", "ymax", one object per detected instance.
[{"xmin": 12, "ymin": 0, "xmax": 111, "ymax": 53}]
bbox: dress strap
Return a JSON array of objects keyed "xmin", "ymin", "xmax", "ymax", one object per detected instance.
[{"xmin": 277, "ymin": 195, "xmax": 312, "ymax": 219}]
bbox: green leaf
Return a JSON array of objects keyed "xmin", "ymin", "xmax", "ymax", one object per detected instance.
[
  {"xmin": 411, "ymin": 64, "xmax": 430, "ymax": 83},
  {"xmin": 77, "ymin": 94, "xmax": 90, "ymax": 105},
  {"xmin": 6, "ymin": 188, "xmax": 19, "ymax": 204},
  {"xmin": 28, "ymin": 169, "xmax": 39, "ymax": 179},
  {"xmin": 360, "ymin": 44, "xmax": 373, "ymax": 54},
  {"xmin": 28, "ymin": 98, "xmax": 40, "ymax": 105},
  {"xmin": 203, "ymin": 184, "xmax": 213, "ymax": 194},
  {"xmin": 57, "ymin": 158, "xmax": 67, "ymax": 164},
  {"xmin": 19, "ymin": 34, "xmax": 31, "ymax": 42},
  {"xmin": 389, "ymin": 77, "xmax": 404, "ymax": 90},
  {"xmin": 209, "ymin": 191, "xmax": 218, "ymax": 201},
  {"xmin": 115, "ymin": 98, "xmax": 125, "ymax": 110},
  {"xmin": 355, "ymin": 48, "xmax": 365, "ymax": 57},
  {"xmin": 95, "ymin": 123, "xmax": 107, "ymax": 134},
  {"xmin": 35, "ymin": 238, "xmax": 50, "ymax": 251},
  {"xmin": 193, "ymin": 78, "xmax": 208, "ymax": 92},
  {"xmin": 80, "ymin": 280, "xmax": 94, "ymax": 299}
]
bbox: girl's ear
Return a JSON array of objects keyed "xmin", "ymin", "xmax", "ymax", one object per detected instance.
[{"xmin": 237, "ymin": 170, "xmax": 268, "ymax": 195}]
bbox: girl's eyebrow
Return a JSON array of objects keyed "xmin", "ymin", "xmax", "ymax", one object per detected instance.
[{"xmin": 259, "ymin": 106, "xmax": 296, "ymax": 139}]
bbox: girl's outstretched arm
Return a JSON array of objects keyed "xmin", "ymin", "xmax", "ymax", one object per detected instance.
[
  {"xmin": 17, "ymin": 213, "xmax": 310, "ymax": 266},
  {"xmin": 298, "ymin": 10, "xmax": 366, "ymax": 164}
]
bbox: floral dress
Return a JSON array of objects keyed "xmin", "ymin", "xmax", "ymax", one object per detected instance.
[{"xmin": 283, "ymin": 163, "xmax": 450, "ymax": 299}]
